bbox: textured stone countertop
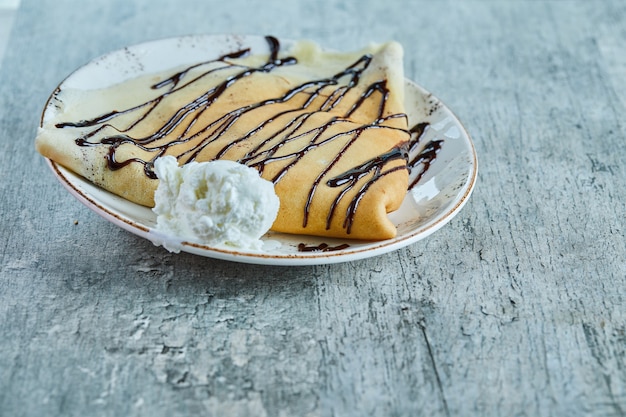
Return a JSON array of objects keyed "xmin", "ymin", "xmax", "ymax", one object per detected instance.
[{"xmin": 1, "ymin": 1, "xmax": 625, "ymax": 416}]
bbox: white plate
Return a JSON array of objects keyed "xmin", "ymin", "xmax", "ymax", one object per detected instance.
[{"xmin": 42, "ymin": 34, "xmax": 477, "ymax": 266}]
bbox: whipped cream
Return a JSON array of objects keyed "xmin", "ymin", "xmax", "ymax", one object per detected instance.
[{"xmin": 151, "ymin": 156, "xmax": 279, "ymax": 252}]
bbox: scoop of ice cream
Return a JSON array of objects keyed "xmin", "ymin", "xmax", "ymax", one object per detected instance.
[{"xmin": 151, "ymin": 156, "xmax": 279, "ymax": 252}]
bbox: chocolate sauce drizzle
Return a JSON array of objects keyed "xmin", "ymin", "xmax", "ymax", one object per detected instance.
[
  {"xmin": 406, "ymin": 122, "xmax": 443, "ymax": 190},
  {"xmin": 297, "ymin": 243, "xmax": 350, "ymax": 252},
  {"xmin": 55, "ymin": 36, "xmax": 442, "ymax": 234}
]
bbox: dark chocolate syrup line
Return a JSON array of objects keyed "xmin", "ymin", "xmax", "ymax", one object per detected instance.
[
  {"xmin": 297, "ymin": 243, "xmax": 350, "ymax": 252},
  {"xmin": 406, "ymin": 122, "xmax": 443, "ymax": 190},
  {"xmin": 55, "ymin": 36, "xmax": 442, "ymax": 233}
]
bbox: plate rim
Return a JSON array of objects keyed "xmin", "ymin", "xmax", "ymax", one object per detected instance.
[{"xmin": 41, "ymin": 34, "xmax": 478, "ymax": 266}]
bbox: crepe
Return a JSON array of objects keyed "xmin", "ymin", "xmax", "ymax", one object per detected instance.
[{"xmin": 36, "ymin": 36, "xmax": 411, "ymax": 240}]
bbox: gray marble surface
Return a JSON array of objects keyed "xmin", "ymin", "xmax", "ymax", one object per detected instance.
[
  {"xmin": 1, "ymin": 0, "xmax": 625, "ymax": 416},
  {"xmin": 0, "ymin": 0, "xmax": 19, "ymax": 67}
]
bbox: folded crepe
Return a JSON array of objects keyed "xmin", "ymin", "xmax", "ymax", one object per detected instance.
[{"xmin": 36, "ymin": 36, "xmax": 411, "ymax": 240}]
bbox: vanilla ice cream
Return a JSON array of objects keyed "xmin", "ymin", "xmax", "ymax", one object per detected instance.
[{"xmin": 151, "ymin": 156, "xmax": 280, "ymax": 252}]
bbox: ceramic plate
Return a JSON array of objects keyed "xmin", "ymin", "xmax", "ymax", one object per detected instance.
[{"xmin": 42, "ymin": 34, "xmax": 477, "ymax": 265}]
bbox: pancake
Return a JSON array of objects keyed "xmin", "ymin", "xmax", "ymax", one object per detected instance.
[{"xmin": 36, "ymin": 36, "xmax": 411, "ymax": 240}]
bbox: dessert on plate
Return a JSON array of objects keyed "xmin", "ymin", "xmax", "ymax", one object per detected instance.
[{"xmin": 36, "ymin": 36, "xmax": 412, "ymax": 241}]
